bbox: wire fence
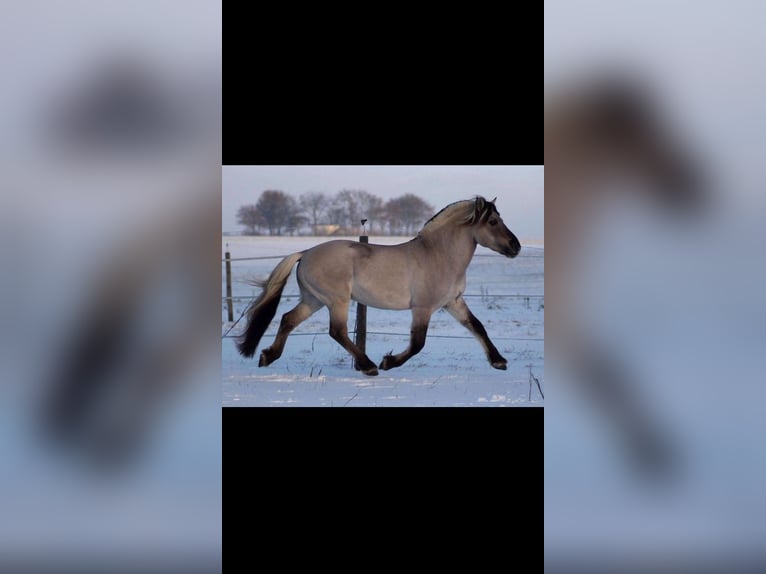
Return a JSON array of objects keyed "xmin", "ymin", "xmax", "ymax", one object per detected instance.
[
  {"xmin": 221, "ymin": 330, "xmax": 543, "ymax": 342},
  {"xmin": 221, "ymin": 241, "xmax": 543, "ymax": 344},
  {"xmin": 222, "ymin": 251, "xmax": 544, "ymax": 263},
  {"xmin": 222, "ymin": 293, "xmax": 543, "ymax": 301}
]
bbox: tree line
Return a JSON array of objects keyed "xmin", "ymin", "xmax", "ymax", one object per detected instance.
[{"xmin": 236, "ymin": 190, "xmax": 435, "ymax": 236}]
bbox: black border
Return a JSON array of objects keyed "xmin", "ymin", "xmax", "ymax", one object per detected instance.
[
  {"xmin": 224, "ymin": 407, "xmax": 542, "ymax": 552},
  {"xmin": 223, "ymin": 5, "xmax": 542, "ymax": 166}
]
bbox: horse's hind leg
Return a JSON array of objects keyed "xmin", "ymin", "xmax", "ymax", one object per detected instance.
[
  {"xmin": 379, "ymin": 307, "xmax": 431, "ymax": 371},
  {"xmin": 444, "ymin": 296, "xmax": 507, "ymax": 370},
  {"xmin": 328, "ymin": 301, "xmax": 379, "ymax": 376},
  {"xmin": 259, "ymin": 297, "xmax": 322, "ymax": 367}
]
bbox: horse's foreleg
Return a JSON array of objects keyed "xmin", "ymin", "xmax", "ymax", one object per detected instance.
[
  {"xmin": 259, "ymin": 299, "xmax": 321, "ymax": 367},
  {"xmin": 444, "ymin": 297, "xmax": 507, "ymax": 370},
  {"xmin": 379, "ymin": 307, "xmax": 431, "ymax": 371},
  {"xmin": 328, "ymin": 302, "xmax": 379, "ymax": 376}
]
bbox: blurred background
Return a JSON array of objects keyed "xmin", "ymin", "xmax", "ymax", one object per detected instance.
[
  {"xmin": 0, "ymin": 1, "xmax": 221, "ymax": 572},
  {"xmin": 546, "ymin": 1, "xmax": 766, "ymax": 572}
]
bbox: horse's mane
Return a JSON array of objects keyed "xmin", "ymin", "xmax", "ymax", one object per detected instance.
[{"xmin": 418, "ymin": 197, "xmax": 496, "ymax": 236}]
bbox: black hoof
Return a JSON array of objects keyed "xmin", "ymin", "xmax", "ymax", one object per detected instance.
[
  {"xmin": 259, "ymin": 349, "xmax": 276, "ymax": 367},
  {"xmin": 355, "ymin": 357, "xmax": 379, "ymax": 376},
  {"xmin": 355, "ymin": 361, "xmax": 378, "ymax": 375},
  {"xmin": 491, "ymin": 360, "xmax": 508, "ymax": 370},
  {"xmin": 379, "ymin": 355, "xmax": 397, "ymax": 371}
]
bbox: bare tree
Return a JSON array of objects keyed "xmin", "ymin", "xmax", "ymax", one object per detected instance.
[
  {"xmin": 332, "ymin": 189, "xmax": 387, "ymax": 234},
  {"xmin": 299, "ymin": 192, "xmax": 327, "ymax": 235},
  {"xmin": 286, "ymin": 212, "xmax": 309, "ymax": 236},
  {"xmin": 255, "ymin": 190, "xmax": 301, "ymax": 236},
  {"xmin": 385, "ymin": 194, "xmax": 434, "ymax": 235},
  {"xmin": 236, "ymin": 204, "xmax": 263, "ymax": 235},
  {"xmin": 384, "ymin": 199, "xmax": 403, "ymax": 235},
  {"xmin": 325, "ymin": 198, "xmax": 346, "ymax": 233},
  {"xmin": 334, "ymin": 189, "xmax": 363, "ymax": 231},
  {"xmin": 242, "ymin": 190, "xmax": 434, "ymax": 236}
]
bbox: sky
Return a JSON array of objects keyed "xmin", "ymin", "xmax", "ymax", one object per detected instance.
[{"xmin": 222, "ymin": 165, "xmax": 544, "ymax": 240}]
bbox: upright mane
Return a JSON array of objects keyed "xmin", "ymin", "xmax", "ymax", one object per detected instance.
[{"xmin": 418, "ymin": 196, "xmax": 497, "ymax": 236}]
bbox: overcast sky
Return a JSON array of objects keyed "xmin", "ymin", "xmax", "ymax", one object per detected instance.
[{"xmin": 222, "ymin": 165, "xmax": 544, "ymax": 240}]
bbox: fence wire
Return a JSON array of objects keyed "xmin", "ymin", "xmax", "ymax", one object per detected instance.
[
  {"xmin": 222, "ymin": 249, "xmax": 543, "ymax": 263},
  {"xmin": 222, "ymin": 293, "xmax": 543, "ymax": 302},
  {"xmin": 221, "ymin": 329, "xmax": 543, "ymax": 342},
  {"xmin": 222, "ymin": 243, "xmax": 543, "ymax": 343}
]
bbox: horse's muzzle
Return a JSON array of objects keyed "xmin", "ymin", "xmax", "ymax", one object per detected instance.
[{"xmin": 505, "ymin": 238, "xmax": 521, "ymax": 258}]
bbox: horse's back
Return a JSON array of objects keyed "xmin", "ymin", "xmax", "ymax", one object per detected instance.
[
  {"xmin": 302, "ymin": 239, "xmax": 407, "ymax": 265},
  {"xmin": 300, "ymin": 239, "xmax": 369, "ymax": 267},
  {"xmin": 299, "ymin": 240, "xmax": 357, "ymax": 280},
  {"xmin": 298, "ymin": 239, "xmax": 413, "ymax": 309}
]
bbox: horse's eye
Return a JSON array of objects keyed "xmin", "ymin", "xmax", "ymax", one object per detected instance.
[{"xmin": 489, "ymin": 219, "xmax": 498, "ymax": 226}]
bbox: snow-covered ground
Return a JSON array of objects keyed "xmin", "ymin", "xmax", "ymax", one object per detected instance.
[{"xmin": 222, "ymin": 236, "xmax": 544, "ymax": 406}]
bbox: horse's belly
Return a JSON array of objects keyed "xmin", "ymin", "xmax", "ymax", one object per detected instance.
[
  {"xmin": 350, "ymin": 251, "xmax": 413, "ymax": 309},
  {"xmin": 351, "ymin": 282, "xmax": 411, "ymax": 310}
]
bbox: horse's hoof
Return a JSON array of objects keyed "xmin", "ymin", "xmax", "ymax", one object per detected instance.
[
  {"xmin": 259, "ymin": 350, "xmax": 272, "ymax": 367},
  {"xmin": 492, "ymin": 360, "xmax": 508, "ymax": 370},
  {"xmin": 363, "ymin": 367, "xmax": 379, "ymax": 377}
]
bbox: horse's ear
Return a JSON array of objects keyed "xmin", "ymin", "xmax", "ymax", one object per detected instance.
[
  {"xmin": 490, "ymin": 197, "xmax": 497, "ymax": 204},
  {"xmin": 475, "ymin": 196, "xmax": 486, "ymax": 218}
]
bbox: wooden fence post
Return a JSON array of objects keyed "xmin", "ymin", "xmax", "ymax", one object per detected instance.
[
  {"xmin": 353, "ymin": 231, "xmax": 368, "ymax": 370},
  {"xmin": 225, "ymin": 246, "xmax": 234, "ymax": 322}
]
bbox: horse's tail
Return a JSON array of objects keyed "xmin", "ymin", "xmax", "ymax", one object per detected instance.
[{"xmin": 236, "ymin": 252, "xmax": 304, "ymax": 358}]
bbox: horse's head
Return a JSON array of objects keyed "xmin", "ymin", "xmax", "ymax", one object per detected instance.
[
  {"xmin": 552, "ymin": 77, "xmax": 704, "ymax": 213},
  {"xmin": 469, "ymin": 197, "xmax": 521, "ymax": 258}
]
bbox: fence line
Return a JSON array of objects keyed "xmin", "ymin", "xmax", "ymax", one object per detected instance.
[
  {"xmin": 221, "ymin": 330, "xmax": 543, "ymax": 342},
  {"xmin": 221, "ymin": 240, "xmax": 544, "ymax": 351},
  {"xmin": 222, "ymin": 252, "xmax": 543, "ymax": 263},
  {"xmin": 222, "ymin": 293, "xmax": 544, "ymax": 302}
]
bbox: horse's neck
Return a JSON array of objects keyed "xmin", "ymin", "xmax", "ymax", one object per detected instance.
[{"xmin": 418, "ymin": 224, "xmax": 477, "ymax": 272}]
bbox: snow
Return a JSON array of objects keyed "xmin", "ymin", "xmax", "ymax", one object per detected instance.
[{"xmin": 222, "ymin": 236, "xmax": 543, "ymax": 406}]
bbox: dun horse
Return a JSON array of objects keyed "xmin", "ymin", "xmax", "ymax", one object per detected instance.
[{"xmin": 236, "ymin": 197, "xmax": 521, "ymax": 376}]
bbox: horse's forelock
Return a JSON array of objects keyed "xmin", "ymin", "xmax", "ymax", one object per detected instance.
[{"xmin": 464, "ymin": 196, "xmax": 497, "ymax": 226}]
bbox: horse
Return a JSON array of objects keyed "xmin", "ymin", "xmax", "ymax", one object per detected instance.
[
  {"xmin": 236, "ymin": 196, "xmax": 521, "ymax": 376},
  {"xmin": 545, "ymin": 75, "xmax": 704, "ymax": 475}
]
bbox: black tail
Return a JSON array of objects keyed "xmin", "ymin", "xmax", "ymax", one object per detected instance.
[
  {"xmin": 236, "ymin": 252, "xmax": 303, "ymax": 358},
  {"xmin": 236, "ymin": 285, "xmax": 284, "ymax": 357}
]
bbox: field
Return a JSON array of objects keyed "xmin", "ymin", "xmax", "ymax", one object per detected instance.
[{"xmin": 222, "ymin": 236, "xmax": 544, "ymax": 406}]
